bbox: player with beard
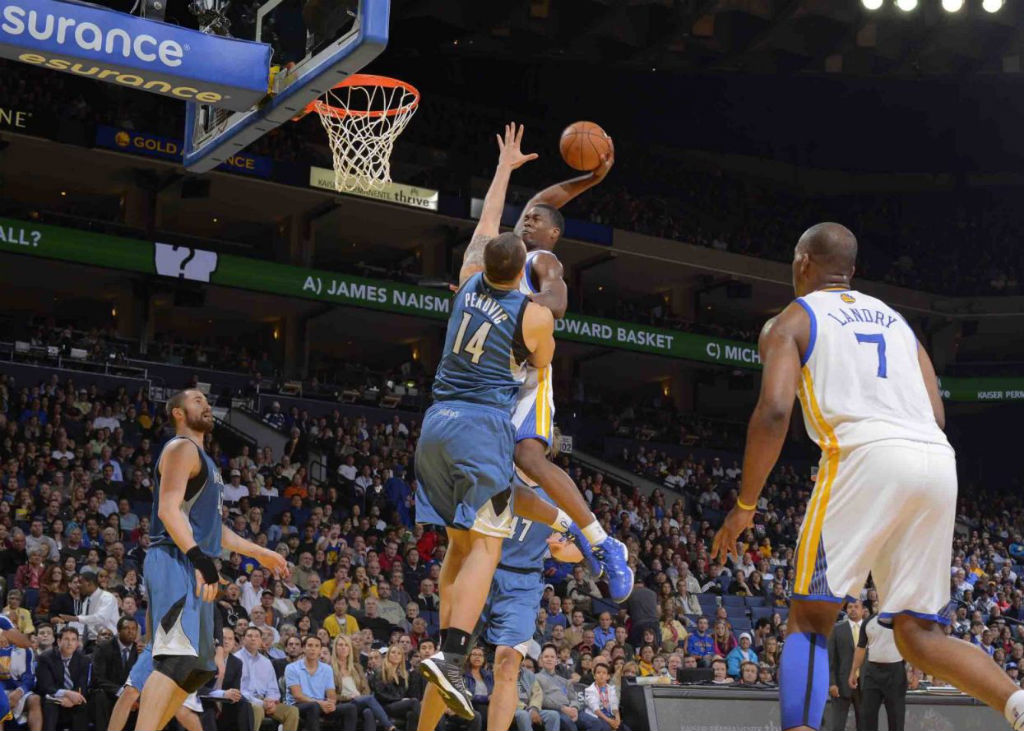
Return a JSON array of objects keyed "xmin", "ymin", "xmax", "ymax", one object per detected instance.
[{"xmin": 134, "ymin": 390, "xmax": 289, "ymax": 731}]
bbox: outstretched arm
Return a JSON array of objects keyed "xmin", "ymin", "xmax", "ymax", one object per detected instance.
[
  {"xmin": 222, "ymin": 526, "xmax": 289, "ymax": 579},
  {"xmin": 712, "ymin": 303, "xmax": 805, "ymax": 563},
  {"xmin": 459, "ymin": 123, "xmax": 538, "ymax": 286},
  {"xmin": 514, "ymin": 140, "xmax": 614, "ymax": 231},
  {"xmin": 0, "ymin": 620, "xmax": 30, "ymax": 648}
]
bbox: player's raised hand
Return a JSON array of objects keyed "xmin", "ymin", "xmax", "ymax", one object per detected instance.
[
  {"xmin": 711, "ymin": 505, "xmax": 754, "ymax": 564},
  {"xmin": 258, "ymin": 548, "xmax": 290, "ymax": 580},
  {"xmin": 593, "ymin": 136, "xmax": 615, "ymax": 181},
  {"xmin": 496, "ymin": 122, "xmax": 539, "ymax": 171}
]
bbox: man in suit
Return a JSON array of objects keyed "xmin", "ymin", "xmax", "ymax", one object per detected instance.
[
  {"xmin": 827, "ymin": 598, "xmax": 865, "ymax": 731},
  {"xmin": 35, "ymin": 626, "xmax": 92, "ymax": 731},
  {"xmin": 199, "ymin": 625, "xmax": 255, "ymax": 731},
  {"xmin": 89, "ymin": 616, "xmax": 139, "ymax": 730}
]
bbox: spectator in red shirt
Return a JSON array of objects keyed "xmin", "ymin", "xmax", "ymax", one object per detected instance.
[
  {"xmin": 15, "ymin": 546, "xmax": 47, "ymax": 590},
  {"xmin": 378, "ymin": 541, "xmax": 402, "ymax": 574},
  {"xmin": 413, "ymin": 524, "xmax": 439, "ymax": 559}
]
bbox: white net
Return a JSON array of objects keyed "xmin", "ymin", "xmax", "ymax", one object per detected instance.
[{"xmin": 312, "ymin": 76, "xmax": 419, "ymax": 193}]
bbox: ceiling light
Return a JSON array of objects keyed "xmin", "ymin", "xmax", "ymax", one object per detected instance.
[
  {"xmin": 941, "ymin": 0, "xmax": 963, "ymax": 11},
  {"xmin": 895, "ymin": 0, "xmax": 917, "ymax": 11},
  {"xmin": 982, "ymin": 0, "xmax": 1004, "ymax": 12},
  {"xmin": 862, "ymin": 0, "xmax": 883, "ymax": 9}
]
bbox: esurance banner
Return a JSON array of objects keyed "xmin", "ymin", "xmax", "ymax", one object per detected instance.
[
  {"xmin": 0, "ymin": 0, "xmax": 270, "ymax": 110},
  {"xmin": 10, "ymin": 216, "xmax": 1019, "ymax": 381},
  {"xmin": 96, "ymin": 126, "xmax": 272, "ymax": 177},
  {"xmin": 310, "ymin": 166, "xmax": 439, "ymax": 211}
]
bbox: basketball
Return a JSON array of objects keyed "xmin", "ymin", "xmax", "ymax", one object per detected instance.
[{"xmin": 559, "ymin": 121, "xmax": 612, "ymax": 171}]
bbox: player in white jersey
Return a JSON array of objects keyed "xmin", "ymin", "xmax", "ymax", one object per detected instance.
[
  {"xmin": 494, "ymin": 141, "xmax": 634, "ymax": 602},
  {"xmin": 712, "ymin": 222, "xmax": 1024, "ymax": 731}
]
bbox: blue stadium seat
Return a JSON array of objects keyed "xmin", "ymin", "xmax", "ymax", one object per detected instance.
[
  {"xmin": 22, "ymin": 588, "xmax": 38, "ymax": 611},
  {"xmin": 730, "ymin": 618, "xmax": 752, "ymax": 632},
  {"xmin": 697, "ymin": 594, "xmax": 718, "ymax": 611},
  {"xmin": 750, "ymin": 607, "xmax": 773, "ymax": 623},
  {"xmin": 721, "ymin": 596, "xmax": 745, "ymax": 608}
]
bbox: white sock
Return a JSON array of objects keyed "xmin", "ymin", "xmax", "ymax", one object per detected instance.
[
  {"xmin": 581, "ymin": 520, "xmax": 608, "ymax": 546},
  {"xmin": 548, "ymin": 509, "xmax": 572, "ymax": 534},
  {"xmin": 1005, "ymin": 689, "xmax": 1024, "ymax": 729}
]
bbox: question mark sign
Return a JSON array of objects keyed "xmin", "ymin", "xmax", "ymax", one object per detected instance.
[
  {"xmin": 178, "ymin": 248, "xmax": 196, "ymax": 278},
  {"xmin": 30, "ymin": 231, "xmax": 41, "ymax": 247}
]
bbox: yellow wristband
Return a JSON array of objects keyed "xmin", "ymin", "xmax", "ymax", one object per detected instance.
[{"xmin": 736, "ymin": 498, "xmax": 757, "ymax": 511}]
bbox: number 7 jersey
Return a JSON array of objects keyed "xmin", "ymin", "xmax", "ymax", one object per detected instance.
[{"xmin": 794, "ymin": 288, "xmax": 949, "ymax": 452}]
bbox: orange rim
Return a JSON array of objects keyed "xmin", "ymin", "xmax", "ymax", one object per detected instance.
[{"xmin": 302, "ymin": 74, "xmax": 420, "ymax": 120}]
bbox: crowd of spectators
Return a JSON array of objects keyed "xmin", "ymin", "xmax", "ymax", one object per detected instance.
[
  {"xmin": 5, "ymin": 59, "xmax": 1024, "ymax": 298},
  {"xmin": 2, "ymin": 344, "xmax": 1024, "ymax": 731},
  {"xmin": 2, "ymin": 317, "xmax": 434, "ymax": 413}
]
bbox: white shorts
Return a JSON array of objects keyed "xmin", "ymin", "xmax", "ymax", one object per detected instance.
[
  {"xmin": 10, "ymin": 690, "xmax": 34, "ymax": 724},
  {"xmin": 511, "ymin": 364, "xmax": 554, "ymax": 446},
  {"xmin": 792, "ymin": 439, "xmax": 957, "ymax": 625}
]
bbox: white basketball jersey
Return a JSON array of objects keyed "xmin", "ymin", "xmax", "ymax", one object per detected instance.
[
  {"xmin": 796, "ymin": 288, "xmax": 949, "ymax": 452},
  {"xmin": 519, "ymin": 249, "xmax": 559, "ymax": 296}
]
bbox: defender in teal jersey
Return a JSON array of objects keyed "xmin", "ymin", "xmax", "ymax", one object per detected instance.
[
  {"xmin": 416, "ymin": 123, "xmax": 556, "ymax": 725},
  {"xmin": 134, "ymin": 389, "xmax": 289, "ymax": 731}
]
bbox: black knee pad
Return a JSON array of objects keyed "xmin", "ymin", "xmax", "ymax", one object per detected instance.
[{"xmin": 153, "ymin": 654, "xmax": 216, "ymax": 693}]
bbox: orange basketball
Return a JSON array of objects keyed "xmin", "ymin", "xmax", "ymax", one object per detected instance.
[{"xmin": 559, "ymin": 121, "xmax": 611, "ymax": 171}]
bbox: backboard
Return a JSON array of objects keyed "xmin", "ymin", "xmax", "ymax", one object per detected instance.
[{"xmin": 183, "ymin": 0, "xmax": 390, "ymax": 173}]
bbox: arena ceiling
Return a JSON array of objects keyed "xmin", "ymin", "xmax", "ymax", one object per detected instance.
[{"xmin": 390, "ymin": 0, "xmax": 1024, "ymax": 76}]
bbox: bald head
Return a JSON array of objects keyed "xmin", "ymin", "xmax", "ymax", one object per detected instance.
[{"xmin": 797, "ymin": 223, "xmax": 857, "ymax": 275}]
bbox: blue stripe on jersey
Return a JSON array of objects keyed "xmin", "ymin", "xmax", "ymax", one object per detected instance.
[
  {"xmin": 150, "ymin": 436, "xmax": 223, "ymax": 556},
  {"xmin": 432, "ymin": 273, "xmax": 530, "ymax": 412},
  {"xmin": 523, "ymin": 254, "xmax": 538, "ymax": 295},
  {"xmin": 795, "ymin": 297, "xmax": 817, "ymax": 365},
  {"xmin": 499, "ymin": 487, "xmax": 557, "ymax": 570}
]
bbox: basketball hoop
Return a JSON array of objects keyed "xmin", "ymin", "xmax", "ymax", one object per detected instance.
[{"xmin": 303, "ymin": 74, "xmax": 420, "ymax": 193}]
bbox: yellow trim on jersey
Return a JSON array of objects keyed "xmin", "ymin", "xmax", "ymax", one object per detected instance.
[
  {"xmin": 536, "ymin": 366, "xmax": 550, "ymax": 439},
  {"xmin": 795, "ymin": 367, "xmax": 841, "ymax": 595}
]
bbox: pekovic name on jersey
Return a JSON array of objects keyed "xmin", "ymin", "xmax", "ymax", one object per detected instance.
[
  {"xmin": 463, "ymin": 292, "xmax": 510, "ymax": 325},
  {"xmin": 826, "ymin": 307, "xmax": 898, "ymax": 329}
]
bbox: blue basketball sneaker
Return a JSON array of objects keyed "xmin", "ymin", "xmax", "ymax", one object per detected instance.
[
  {"xmin": 592, "ymin": 536, "xmax": 633, "ymax": 602},
  {"xmin": 567, "ymin": 525, "xmax": 601, "ymax": 577}
]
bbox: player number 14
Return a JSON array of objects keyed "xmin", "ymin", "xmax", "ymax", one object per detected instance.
[{"xmin": 452, "ymin": 312, "xmax": 492, "ymax": 364}]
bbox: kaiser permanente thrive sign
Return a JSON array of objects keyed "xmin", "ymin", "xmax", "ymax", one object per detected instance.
[
  {"xmin": 0, "ymin": 0, "xmax": 271, "ymax": 110},
  {"xmin": 0, "ymin": 215, "xmax": 968, "ymax": 377},
  {"xmin": 310, "ymin": 166, "xmax": 439, "ymax": 211}
]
